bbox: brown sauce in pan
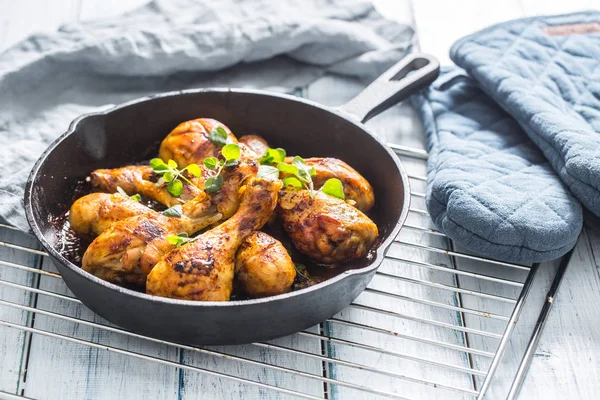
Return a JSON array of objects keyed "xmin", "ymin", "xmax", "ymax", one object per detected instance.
[{"xmin": 56, "ymin": 178, "xmax": 380, "ymax": 300}]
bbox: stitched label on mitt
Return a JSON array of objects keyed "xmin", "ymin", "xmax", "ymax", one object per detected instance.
[{"xmin": 542, "ymin": 22, "xmax": 600, "ymax": 36}]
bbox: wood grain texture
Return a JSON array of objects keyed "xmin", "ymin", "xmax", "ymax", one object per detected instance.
[
  {"xmin": 22, "ymin": 258, "xmax": 180, "ymax": 400},
  {"xmin": 0, "ymin": 230, "xmax": 40, "ymax": 395},
  {"xmin": 516, "ymin": 228, "xmax": 600, "ymax": 399}
]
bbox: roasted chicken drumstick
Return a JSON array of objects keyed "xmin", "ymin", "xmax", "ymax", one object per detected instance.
[
  {"xmin": 159, "ymin": 118, "xmax": 237, "ymax": 168},
  {"xmin": 277, "ymin": 187, "xmax": 378, "ymax": 264},
  {"xmin": 90, "ymin": 165, "xmax": 202, "ymax": 207},
  {"xmin": 82, "ymin": 192, "xmax": 222, "ymax": 286},
  {"xmin": 146, "ymin": 176, "xmax": 282, "ymax": 301},
  {"xmin": 282, "ymin": 157, "xmax": 375, "ymax": 213},
  {"xmin": 69, "ymin": 192, "xmax": 153, "ymax": 236},
  {"xmin": 235, "ymin": 231, "xmax": 296, "ymax": 298}
]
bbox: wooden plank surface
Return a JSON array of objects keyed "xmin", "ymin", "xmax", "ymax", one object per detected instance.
[
  {"xmin": 0, "ymin": 0, "xmax": 599, "ymax": 399},
  {"xmin": 0, "ymin": 230, "xmax": 40, "ymax": 395}
]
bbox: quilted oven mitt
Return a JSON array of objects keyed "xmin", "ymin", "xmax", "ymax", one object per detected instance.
[
  {"xmin": 451, "ymin": 11, "xmax": 600, "ymax": 217},
  {"xmin": 411, "ymin": 67, "xmax": 582, "ymax": 263}
]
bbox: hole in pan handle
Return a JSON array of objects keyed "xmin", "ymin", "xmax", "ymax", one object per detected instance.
[{"xmin": 337, "ymin": 53, "xmax": 440, "ymax": 123}]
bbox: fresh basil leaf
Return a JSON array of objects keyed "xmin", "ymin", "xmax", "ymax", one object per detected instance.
[
  {"xmin": 283, "ymin": 176, "xmax": 303, "ymax": 188},
  {"xmin": 222, "ymin": 143, "xmax": 240, "ymax": 161},
  {"xmin": 209, "ymin": 126, "xmax": 228, "ymax": 147},
  {"xmin": 162, "ymin": 204, "xmax": 183, "ymax": 217},
  {"xmin": 204, "ymin": 175, "xmax": 224, "ymax": 193},
  {"xmin": 203, "ymin": 157, "xmax": 218, "ymax": 170},
  {"xmin": 321, "ymin": 178, "xmax": 345, "ymax": 200},
  {"xmin": 258, "ymin": 165, "xmax": 279, "ymax": 181},
  {"xmin": 277, "ymin": 163, "xmax": 299, "ymax": 176},
  {"xmin": 167, "ymin": 179, "xmax": 183, "ymax": 197},
  {"xmin": 150, "ymin": 158, "xmax": 168, "ymax": 171},
  {"xmin": 309, "ymin": 167, "xmax": 316, "ymax": 177},
  {"xmin": 186, "ymin": 163, "xmax": 202, "ymax": 177},
  {"xmin": 259, "ymin": 148, "xmax": 286, "ymax": 165},
  {"xmin": 130, "ymin": 194, "xmax": 142, "ymax": 202}
]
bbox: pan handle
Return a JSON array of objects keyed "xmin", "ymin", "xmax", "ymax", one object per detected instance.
[{"xmin": 337, "ymin": 53, "xmax": 440, "ymax": 123}]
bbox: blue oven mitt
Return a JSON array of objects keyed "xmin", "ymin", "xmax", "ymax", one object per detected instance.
[
  {"xmin": 451, "ymin": 11, "xmax": 600, "ymax": 217},
  {"xmin": 411, "ymin": 67, "xmax": 582, "ymax": 263}
]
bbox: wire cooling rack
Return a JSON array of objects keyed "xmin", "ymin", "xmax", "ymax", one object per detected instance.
[{"xmin": 0, "ymin": 145, "xmax": 570, "ymax": 400}]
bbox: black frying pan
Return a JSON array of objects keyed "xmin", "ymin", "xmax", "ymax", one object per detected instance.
[{"xmin": 24, "ymin": 53, "xmax": 440, "ymax": 345}]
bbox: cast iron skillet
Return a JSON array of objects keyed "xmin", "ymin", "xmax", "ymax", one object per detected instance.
[{"xmin": 24, "ymin": 53, "xmax": 440, "ymax": 345}]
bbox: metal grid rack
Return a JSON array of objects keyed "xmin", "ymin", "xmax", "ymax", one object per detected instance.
[{"xmin": 0, "ymin": 146, "xmax": 569, "ymax": 400}]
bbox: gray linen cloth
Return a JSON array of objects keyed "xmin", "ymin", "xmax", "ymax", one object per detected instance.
[{"xmin": 0, "ymin": 0, "xmax": 414, "ymax": 231}]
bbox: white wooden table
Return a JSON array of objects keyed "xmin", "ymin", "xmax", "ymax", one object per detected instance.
[{"xmin": 1, "ymin": 1, "xmax": 599, "ymax": 399}]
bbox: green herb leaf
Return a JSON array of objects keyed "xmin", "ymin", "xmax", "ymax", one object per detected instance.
[
  {"xmin": 258, "ymin": 165, "xmax": 280, "ymax": 181},
  {"xmin": 150, "ymin": 158, "xmax": 168, "ymax": 172},
  {"xmin": 116, "ymin": 186, "xmax": 128, "ymax": 196},
  {"xmin": 259, "ymin": 148, "xmax": 286, "ymax": 166},
  {"xmin": 292, "ymin": 156, "xmax": 308, "ymax": 169},
  {"xmin": 205, "ymin": 175, "xmax": 224, "ymax": 193},
  {"xmin": 224, "ymin": 159, "xmax": 238, "ymax": 167},
  {"xmin": 203, "ymin": 157, "xmax": 218, "ymax": 170},
  {"xmin": 283, "ymin": 176, "xmax": 303, "ymax": 188},
  {"xmin": 167, "ymin": 179, "xmax": 183, "ymax": 197},
  {"xmin": 166, "ymin": 235, "xmax": 183, "ymax": 246},
  {"xmin": 209, "ymin": 126, "xmax": 229, "ymax": 147},
  {"xmin": 162, "ymin": 204, "xmax": 183, "ymax": 217},
  {"xmin": 321, "ymin": 178, "xmax": 345, "ymax": 200},
  {"xmin": 297, "ymin": 168, "xmax": 310, "ymax": 182},
  {"xmin": 166, "ymin": 232, "xmax": 190, "ymax": 247},
  {"xmin": 294, "ymin": 263, "xmax": 310, "ymax": 280},
  {"xmin": 310, "ymin": 167, "xmax": 316, "ymax": 177},
  {"xmin": 116, "ymin": 186, "xmax": 141, "ymax": 202},
  {"xmin": 222, "ymin": 143, "xmax": 240, "ymax": 161},
  {"xmin": 291, "ymin": 156, "xmax": 313, "ymax": 182},
  {"xmin": 277, "ymin": 163, "xmax": 299, "ymax": 176},
  {"xmin": 295, "ymin": 263, "xmax": 306, "ymax": 272},
  {"xmin": 163, "ymin": 171, "xmax": 175, "ymax": 183},
  {"xmin": 150, "ymin": 158, "xmax": 201, "ymax": 198},
  {"xmin": 185, "ymin": 163, "xmax": 201, "ymax": 177}
]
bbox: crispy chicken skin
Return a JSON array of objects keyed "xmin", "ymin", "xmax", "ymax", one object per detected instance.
[
  {"xmin": 277, "ymin": 188, "xmax": 378, "ymax": 264},
  {"xmin": 159, "ymin": 118, "xmax": 238, "ymax": 168},
  {"xmin": 90, "ymin": 165, "xmax": 202, "ymax": 207},
  {"xmin": 82, "ymin": 192, "xmax": 222, "ymax": 286},
  {"xmin": 146, "ymin": 177, "xmax": 282, "ymax": 301},
  {"xmin": 69, "ymin": 192, "xmax": 153, "ymax": 236},
  {"xmin": 239, "ymin": 135, "xmax": 269, "ymax": 157},
  {"xmin": 283, "ymin": 157, "xmax": 375, "ymax": 213},
  {"xmin": 235, "ymin": 232, "xmax": 296, "ymax": 298}
]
